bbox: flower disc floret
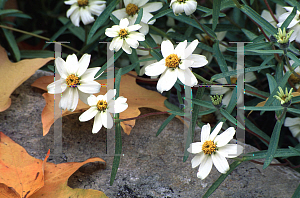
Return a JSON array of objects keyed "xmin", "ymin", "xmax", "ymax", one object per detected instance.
[
  {"xmin": 119, "ymin": 29, "xmax": 128, "ymax": 38},
  {"xmin": 165, "ymin": 54, "xmax": 180, "ymax": 68},
  {"xmin": 126, "ymin": 3, "xmax": 139, "ymax": 16},
  {"xmin": 66, "ymin": 74, "xmax": 80, "ymax": 87},
  {"xmin": 202, "ymin": 140, "xmax": 216, "ymax": 155},
  {"xmin": 97, "ymin": 100, "xmax": 107, "ymax": 111},
  {"xmin": 77, "ymin": 0, "xmax": 88, "ymax": 7}
]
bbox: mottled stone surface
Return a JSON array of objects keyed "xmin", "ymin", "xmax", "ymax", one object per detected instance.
[{"xmin": 1, "ymin": 70, "xmax": 300, "ymax": 198}]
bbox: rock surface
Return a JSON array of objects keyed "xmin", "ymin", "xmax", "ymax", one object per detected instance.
[{"xmin": 1, "ymin": 70, "xmax": 300, "ymax": 198}]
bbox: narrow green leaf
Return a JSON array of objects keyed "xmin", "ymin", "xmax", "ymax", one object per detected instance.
[
  {"xmin": 0, "ymin": 9, "xmax": 20, "ymax": 16},
  {"xmin": 109, "ymin": 13, "xmax": 120, "ymax": 25},
  {"xmin": 281, "ymin": 7, "xmax": 297, "ymax": 30},
  {"xmin": 266, "ymin": 73, "xmax": 277, "ymax": 93},
  {"xmin": 240, "ymin": 5, "xmax": 277, "ymax": 35},
  {"xmin": 226, "ymin": 87, "xmax": 237, "ymax": 113},
  {"xmin": 243, "ymin": 106, "xmax": 284, "ymax": 111},
  {"xmin": 287, "ymin": 51, "xmax": 300, "ymax": 66},
  {"xmin": 245, "ymin": 117, "xmax": 270, "ymax": 146},
  {"xmin": 292, "ymin": 95, "xmax": 300, "ymax": 104},
  {"xmin": 284, "ymin": 0, "xmax": 300, "ymax": 11},
  {"xmin": 191, "ymin": 99, "xmax": 215, "ymax": 109},
  {"xmin": 263, "ymin": 118, "xmax": 284, "ymax": 169},
  {"xmin": 135, "ymin": 8, "xmax": 143, "ymax": 24},
  {"xmin": 2, "ymin": 28, "xmax": 20, "ymax": 61},
  {"xmin": 87, "ymin": 0, "xmax": 119, "ymax": 44},
  {"xmin": 156, "ymin": 114, "xmax": 176, "ymax": 136},
  {"xmin": 198, "ymin": 109, "xmax": 217, "ymax": 116},
  {"xmin": 212, "ymin": 0, "xmax": 221, "ymax": 30},
  {"xmin": 164, "ymin": 99, "xmax": 181, "ymax": 112},
  {"xmin": 244, "ymin": 50, "xmax": 283, "ymax": 54},
  {"xmin": 16, "ymin": 30, "xmax": 43, "ymax": 43},
  {"xmin": 220, "ymin": 108, "xmax": 245, "ymax": 130},
  {"xmin": 287, "ymin": 108, "xmax": 300, "ymax": 115},
  {"xmin": 292, "ymin": 183, "xmax": 300, "ymax": 198},
  {"xmin": 245, "ymin": 84, "xmax": 269, "ymax": 99},
  {"xmin": 203, "ymin": 161, "xmax": 242, "ymax": 198},
  {"xmin": 213, "ymin": 40, "xmax": 230, "ymax": 84},
  {"xmin": 242, "ymin": 28, "xmax": 260, "ymax": 41},
  {"xmin": 149, "ymin": 8, "xmax": 172, "ymax": 22},
  {"xmin": 288, "ymin": 146, "xmax": 300, "ymax": 155},
  {"xmin": 3, "ymin": 12, "xmax": 31, "ymax": 19},
  {"xmin": 20, "ymin": 50, "xmax": 67, "ymax": 59},
  {"xmin": 110, "ymin": 119, "xmax": 122, "ymax": 185}
]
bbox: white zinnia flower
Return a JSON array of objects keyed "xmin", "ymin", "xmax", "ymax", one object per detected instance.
[
  {"xmin": 170, "ymin": 0, "xmax": 197, "ymax": 16},
  {"xmin": 65, "ymin": 0, "xmax": 106, "ymax": 27},
  {"xmin": 187, "ymin": 122, "xmax": 243, "ymax": 180},
  {"xmin": 79, "ymin": 89, "xmax": 128, "ymax": 133},
  {"xmin": 105, "ymin": 18, "xmax": 145, "ymax": 54},
  {"xmin": 277, "ymin": 6, "xmax": 300, "ymax": 43},
  {"xmin": 111, "ymin": 0, "xmax": 163, "ymax": 35},
  {"xmin": 284, "ymin": 117, "xmax": 300, "ymax": 142},
  {"xmin": 210, "ymin": 66, "xmax": 256, "ymax": 107},
  {"xmin": 47, "ymin": 54, "xmax": 102, "ymax": 112},
  {"xmin": 145, "ymin": 39, "xmax": 208, "ymax": 93}
]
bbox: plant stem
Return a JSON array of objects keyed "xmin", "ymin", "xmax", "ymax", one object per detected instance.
[
  {"xmin": 191, "ymin": 14, "xmax": 215, "ymax": 41},
  {"xmin": 283, "ymin": 49, "xmax": 300, "ymax": 79},
  {"xmin": 0, "ymin": 24, "xmax": 79, "ymax": 53},
  {"xmin": 263, "ymin": 0, "xmax": 278, "ymax": 23}
]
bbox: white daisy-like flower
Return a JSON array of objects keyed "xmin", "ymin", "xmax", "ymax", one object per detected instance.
[
  {"xmin": 111, "ymin": 0, "xmax": 163, "ymax": 35},
  {"xmin": 47, "ymin": 54, "xmax": 102, "ymax": 112},
  {"xmin": 170, "ymin": 0, "xmax": 197, "ymax": 16},
  {"xmin": 145, "ymin": 39, "xmax": 208, "ymax": 93},
  {"xmin": 210, "ymin": 66, "xmax": 256, "ymax": 107},
  {"xmin": 187, "ymin": 122, "xmax": 243, "ymax": 180},
  {"xmin": 105, "ymin": 18, "xmax": 145, "ymax": 54},
  {"xmin": 284, "ymin": 117, "xmax": 300, "ymax": 142},
  {"xmin": 79, "ymin": 89, "xmax": 128, "ymax": 133},
  {"xmin": 277, "ymin": 6, "xmax": 300, "ymax": 43},
  {"xmin": 261, "ymin": 4, "xmax": 285, "ymax": 28},
  {"xmin": 65, "ymin": 0, "xmax": 106, "ymax": 27}
]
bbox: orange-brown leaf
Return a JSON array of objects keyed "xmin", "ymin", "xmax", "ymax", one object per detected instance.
[
  {"xmin": 31, "ymin": 71, "xmax": 182, "ymax": 135},
  {"xmin": 0, "ymin": 45, "xmax": 54, "ymax": 112}
]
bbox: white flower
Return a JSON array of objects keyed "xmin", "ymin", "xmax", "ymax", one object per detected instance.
[
  {"xmin": 47, "ymin": 54, "xmax": 101, "ymax": 112},
  {"xmin": 79, "ymin": 89, "xmax": 128, "ymax": 133},
  {"xmin": 284, "ymin": 60, "xmax": 300, "ymax": 90},
  {"xmin": 210, "ymin": 66, "xmax": 256, "ymax": 107},
  {"xmin": 170, "ymin": 0, "xmax": 197, "ymax": 16},
  {"xmin": 145, "ymin": 39, "xmax": 208, "ymax": 93},
  {"xmin": 187, "ymin": 122, "xmax": 243, "ymax": 180},
  {"xmin": 111, "ymin": 0, "xmax": 163, "ymax": 35},
  {"xmin": 284, "ymin": 117, "xmax": 300, "ymax": 142},
  {"xmin": 277, "ymin": 6, "xmax": 300, "ymax": 43},
  {"xmin": 261, "ymin": 4, "xmax": 285, "ymax": 28},
  {"xmin": 65, "ymin": 0, "xmax": 106, "ymax": 27},
  {"xmin": 105, "ymin": 18, "xmax": 145, "ymax": 54}
]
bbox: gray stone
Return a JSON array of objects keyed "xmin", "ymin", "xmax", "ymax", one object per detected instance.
[{"xmin": 1, "ymin": 70, "xmax": 300, "ymax": 198}]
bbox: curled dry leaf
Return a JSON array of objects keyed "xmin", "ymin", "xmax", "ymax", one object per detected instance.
[
  {"xmin": 0, "ymin": 45, "xmax": 54, "ymax": 112},
  {"xmin": 0, "ymin": 132, "xmax": 107, "ymax": 198},
  {"xmin": 31, "ymin": 71, "xmax": 183, "ymax": 135}
]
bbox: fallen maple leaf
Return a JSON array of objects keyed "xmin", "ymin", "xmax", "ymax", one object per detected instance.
[
  {"xmin": 0, "ymin": 132, "xmax": 107, "ymax": 198},
  {"xmin": 0, "ymin": 45, "xmax": 54, "ymax": 112},
  {"xmin": 31, "ymin": 71, "xmax": 182, "ymax": 135}
]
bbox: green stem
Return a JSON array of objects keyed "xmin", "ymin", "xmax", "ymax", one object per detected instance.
[
  {"xmin": 231, "ymin": 0, "xmax": 241, "ymax": 9},
  {"xmin": 276, "ymin": 107, "xmax": 287, "ymax": 121},
  {"xmin": 0, "ymin": 24, "xmax": 79, "ymax": 53},
  {"xmin": 283, "ymin": 49, "xmax": 300, "ymax": 79}
]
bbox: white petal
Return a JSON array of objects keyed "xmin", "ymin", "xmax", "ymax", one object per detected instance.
[
  {"xmin": 284, "ymin": 117, "xmax": 300, "ymax": 127},
  {"xmin": 125, "ymin": 36, "xmax": 139, "ymax": 48},
  {"xmin": 150, "ymin": 33, "xmax": 162, "ymax": 44},
  {"xmin": 76, "ymin": 54, "xmax": 91, "ymax": 77},
  {"xmin": 108, "ymin": 100, "xmax": 128, "ymax": 113},
  {"xmin": 289, "ymin": 125, "xmax": 300, "ymax": 138},
  {"xmin": 101, "ymin": 111, "xmax": 114, "ymax": 129},
  {"xmin": 55, "ymin": 57, "xmax": 68, "ymax": 79},
  {"xmin": 80, "ymin": 8, "xmax": 95, "ymax": 25},
  {"xmin": 156, "ymin": 68, "xmax": 178, "ymax": 93},
  {"xmin": 214, "ymin": 127, "xmax": 235, "ymax": 147},
  {"xmin": 276, "ymin": 4, "xmax": 286, "ymax": 17},
  {"xmin": 278, "ymin": 12, "xmax": 290, "ymax": 24},
  {"xmin": 201, "ymin": 123, "xmax": 211, "ymax": 142},
  {"xmin": 210, "ymin": 85, "xmax": 230, "ymax": 95},
  {"xmin": 173, "ymin": 3, "xmax": 184, "ymax": 15},
  {"xmin": 174, "ymin": 40, "xmax": 187, "ymax": 58},
  {"xmin": 142, "ymin": 2, "xmax": 163, "ymax": 13},
  {"xmin": 222, "ymin": 91, "xmax": 232, "ymax": 107},
  {"xmin": 136, "ymin": 0, "xmax": 148, "ymax": 7},
  {"xmin": 92, "ymin": 113, "xmax": 102, "ymax": 133},
  {"xmin": 104, "ymin": 89, "xmax": 116, "ymax": 102},
  {"xmin": 87, "ymin": 94, "xmax": 98, "ymax": 106},
  {"xmin": 288, "ymin": 19, "xmax": 299, "ymax": 28},
  {"xmin": 261, "ymin": 10, "xmax": 273, "ymax": 23},
  {"xmin": 60, "ymin": 88, "xmax": 78, "ymax": 111},
  {"xmin": 65, "ymin": 0, "xmax": 77, "ymax": 5},
  {"xmin": 66, "ymin": 4, "xmax": 78, "ymax": 18},
  {"xmin": 89, "ymin": 4, "xmax": 106, "ymax": 16},
  {"xmin": 119, "ymin": 18, "xmax": 129, "ymax": 28},
  {"xmin": 212, "ymin": 152, "xmax": 230, "ymax": 174},
  {"xmin": 110, "ymin": 37, "xmax": 123, "ymax": 52},
  {"xmin": 47, "ymin": 79, "xmax": 67, "ymax": 94},
  {"xmin": 65, "ymin": 54, "xmax": 79, "ymax": 74},
  {"xmin": 191, "ymin": 153, "xmax": 204, "ymax": 168},
  {"xmin": 184, "ymin": 1, "xmax": 197, "ymax": 15},
  {"xmin": 186, "ymin": 54, "xmax": 208, "ymax": 68},
  {"xmin": 138, "ymin": 22, "xmax": 149, "ymax": 35},
  {"xmin": 244, "ymin": 72, "xmax": 256, "ymax": 83},
  {"xmin": 127, "ymin": 24, "xmax": 142, "ymax": 32},
  {"xmin": 177, "ymin": 68, "xmax": 198, "ymax": 87},
  {"xmin": 78, "ymin": 91, "xmax": 90, "ymax": 104},
  {"xmin": 283, "ymin": 6, "xmax": 294, "ymax": 12},
  {"xmin": 77, "ymin": 81, "xmax": 101, "ymax": 94},
  {"xmin": 111, "ymin": 8, "xmax": 127, "ymax": 20},
  {"xmin": 122, "ymin": 40, "xmax": 132, "ymax": 54},
  {"xmin": 79, "ymin": 106, "xmax": 99, "ymax": 121},
  {"xmin": 209, "ymin": 122, "xmax": 223, "ymax": 141},
  {"xmin": 70, "ymin": 8, "xmax": 80, "ymax": 27},
  {"xmin": 80, "ymin": 67, "xmax": 101, "ymax": 81},
  {"xmin": 161, "ymin": 40, "xmax": 174, "ymax": 58},
  {"xmin": 105, "ymin": 28, "xmax": 119, "ymax": 38},
  {"xmin": 197, "ymin": 155, "xmax": 213, "ymax": 180},
  {"xmin": 129, "ymin": 32, "xmax": 145, "ymax": 41},
  {"xmin": 183, "ymin": 39, "xmax": 198, "ymax": 59},
  {"xmin": 218, "ymin": 144, "xmax": 244, "ymax": 158},
  {"xmin": 141, "ymin": 10, "xmax": 154, "ymax": 24},
  {"xmin": 187, "ymin": 142, "xmax": 203, "ymax": 154},
  {"xmin": 179, "ymin": 59, "xmax": 194, "ymax": 70}
]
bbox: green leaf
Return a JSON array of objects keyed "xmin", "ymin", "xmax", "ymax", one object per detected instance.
[
  {"xmin": 164, "ymin": 99, "xmax": 181, "ymax": 112},
  {"xmin": 292, "ymin": 95, "xmax": 300, "ymax": 104},
  {"xmin": 220, "ymin": 108, "xmax": 245, "ymax": 130},
  {"xmin": 242, "ymin": 28, "xmax": 260, "ymax": 41},
  {"xmin": 292, "ymin": 183, "xmax": 300, "ymax": 198},
  {"xmin": 213, "ymin": 40, "xmax": 230, "ymax": 84},
  {"xmin": 20, "ymin": 50, "xmax": 67, "ymax": 59},
  {"xmin": 245, "ymin": 117, "xmax": 270, "ymax": 146},
  {"xmin": 3, "ymin": 12, "xmax": 31, "ymax": 19},
  {"xmin": 243, "ymin": 106, "xmax": 284, "ymax": 111},
  {"xmin": 244, "ymin": 50, "xmax": 284, "ymax": 54},
  {"xmin": 284, "ymin": 0, "xmax": 300, "ymax": 11},
  {"xmin": 203, "ymin": 161, "xmax": 242, "ymax": 198},
  {"xmin": 243, "ymin": 148, "xmax": 300, "ymax": 161},
  {"xmin": 240, "ymin": 5, "xmax": 277, "ymax": 35},
  {"xmin": 226, "ymin": 87, "xmax": 237, "ymax": 113},
  {"xmin": 212, "ymin": 0, "xmax": 221, "ymax": 31},
  {"xmin": 2, "ymin": 28, "xmax": 20, "ymax": 61},
  {"xmin": 87, "ymin": 0, "xmax": 119, "ymax": 44},
  {"xmin": 156, "ymin": 114, "xmax": 176, "ymax": 136},
  {"xmin": 245, "ymin": 84, "xmax": 269, "ymax": 99},
  {"xmin": 287, "ymin": 52, "xmax": 300, "ymax": 66},
  {"xmin": 263, "ymin": 118, "xmax": 284, "ymax": 169},
  {"xmin": 109, "ymin": 13, "xmax": 120, "ymax": 25},
  {"xmin": 287, "ymin": 108, "xmax": 300, "ymax": 116},
  {"xmin": 16, "ymin": 30, "xmax": 43, "ymax": 43},
  {"xmin": 58, "ymin": 17, "xmax": 85, "ymax": 42},
  {"xmin": 288, "ymin": 146, "xmax": 300, "ymax": 155},
  {"xmin": 0, "ymin": 9, "xmax": 20, "ymax": 16},
  {"xmin": 149, "ymin": 8, "xmax": 172, "ymax": 22},
  {"xmin": 191, "ymin": 99, "xmax": 215, "ymax": 109},
  {"xmin": 266, "ymin": 73, "xmax": 277, "ymax": 93},
  {"xmin": 281, "ymin": 6, "xmax": 297, "ymax": 30},
  {"xmin": 198, "ymin": 109, "xmax": 217, "ymax": 116}
]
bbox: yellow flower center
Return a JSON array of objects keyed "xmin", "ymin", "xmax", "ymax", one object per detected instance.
[
  {"xmin": 66, "ymin": 74, "xmax": 80, "ymax": 87},
  {"xmin": 77, "ymin": 0, "xmax": 88, "ymax": 7},
  {"xmin": 230, "ymin": 77, "xmax": 237, "ymax": 84},
  {"xmin": 165, "ymin": 54, "xmax": 180, "ymax": 68},
  {"xmin": 290, "ymin": 73, "xmax": 300, "ymax": 84},
  {"xmin": 202, "ymin": 140, "xmax": 217, "ymax": 155},
  {"xmin": 201, "ymin": 113, "xmax": 217, "ymax": 125},
  {"xmin": 126, "ymin": 3, "xmax": 139, "ymax": 16},
  {"xmin": 119, "ymin": 28, "xmax": 128, "ymax": 39},
  {"xmin": 178, "ymin": 0, "xmax": 185, "ymax": 2},
  {"xmin": 97, "ymin": 100, "xmax": 108, "ymax": 111}
]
